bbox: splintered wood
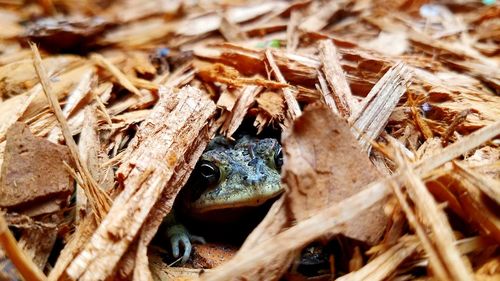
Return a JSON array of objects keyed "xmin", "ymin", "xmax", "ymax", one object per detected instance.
[
  {"xmin": 61, "ymin": 86, "xmax": 215, "ymax": 280},
  {"xmin": 0, "ymin": 1, "xmax": 498, "ymax": 281}
]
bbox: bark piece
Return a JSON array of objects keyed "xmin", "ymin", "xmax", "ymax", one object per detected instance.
[
  {"xmin": 63, "ymin": 86, "xmax": 216, "ymax": 281},
  {"xmin": 26, "ymin": 16, "xmax": 108, "ymax": 52},
  {"xmin": 0, "ymin": 122, "xmax": 73, "ymax": 209}
]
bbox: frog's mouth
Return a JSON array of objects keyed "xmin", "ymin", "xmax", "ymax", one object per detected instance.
[{"xmin": 189, "ymin": 184, "xmax": 284, "ymax": 214}]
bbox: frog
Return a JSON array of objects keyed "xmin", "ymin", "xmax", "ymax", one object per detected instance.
[{"xmin": 165, "ymin": 135, "xmax": 283, "ymax": 264}]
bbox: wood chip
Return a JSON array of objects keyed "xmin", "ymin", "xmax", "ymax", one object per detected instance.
[
  {"xmin": 0, "ymin": 212, "xmax": 46, "ymax": 281},
  {"xmin": 62, "ymin": 86, "xmax": 215, "ymax": 280},
  {"xmin": 1, "ymin": 2, "xmax": 498, "ymax": 280},
  {"xmin": 265, "ymin": 49, "xmax": 302, "ymax": 120},
  {"xmin": 395, "ymin": 150, "xmax": 474, "ymax": 281},
  {"xmin": 350, "ymin": 62, "xmax": 412, "ymax": 152},
  {"xmin": 220, "ymin": 85, "xmax": 261, "ymax": 138},
  {"xmin": 319, "ymin": 40, "xmax": 358, "ymax": 118},
  {"xmin": 90, "ymin": 53, "xmax": 142, "ymax": 97}
]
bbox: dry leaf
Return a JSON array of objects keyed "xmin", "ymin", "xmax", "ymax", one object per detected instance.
[
  {"xmin": 0, "ymin": 122, "xmax": 74, "ymax": 210},
  {"xmin": 283, "ymin": 103, "xmax": 387, "ymax": 244}
]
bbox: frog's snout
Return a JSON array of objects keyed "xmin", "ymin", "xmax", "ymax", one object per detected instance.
[{"xmin": 243, "ymin": 174, "xmax": 267, "ymax": 185}]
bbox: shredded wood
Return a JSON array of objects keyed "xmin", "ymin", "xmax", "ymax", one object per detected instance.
[
  {"xmin": 265, "ymin": 49, "xmax": 302, "ymax": 120},
  {"xmin": 351, "ymin": 62, "xmax": 412, "ymax": 151},
  {"xmin": 0, "ymin": 1, "xmax": 498, "ymax": 280},
  {"xmin": 319, "ymin": 40, "xmax": 358, "ymax": 118},
  {"xmin": 31, "ymin": 43, "xmax": 111, "ymax": 221},
  {"xmin": 61, "ymin": 86, "xmax": 215, "ymax": 280}
]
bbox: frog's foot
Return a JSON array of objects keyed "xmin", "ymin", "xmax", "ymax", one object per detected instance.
[{"xmin": 166, "ymin": 224, "xmax": 205, "ymax": 264}]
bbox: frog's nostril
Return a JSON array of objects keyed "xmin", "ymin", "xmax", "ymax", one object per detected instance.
[{"xmin": 244, "ymin": 173, "xmax": 267, "ymax": 185}]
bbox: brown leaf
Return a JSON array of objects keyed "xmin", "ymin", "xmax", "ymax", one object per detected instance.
[
  {"xmin": 283, "ymin": 103, "xmax": 387, "ymax": 244},
  {"xmin": 0, "ymin": 122, "xmax": 74, "ymax": 210}
]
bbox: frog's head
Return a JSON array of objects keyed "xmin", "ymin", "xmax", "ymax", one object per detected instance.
[{"xmin": 186, "ymin": 136, "xmax": 283, "ymax": 214}]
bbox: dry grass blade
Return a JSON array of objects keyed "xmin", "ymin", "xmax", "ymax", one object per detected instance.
[{"xmin": 30, "ymin": 43, "xmax": 111, "ymax": 221}]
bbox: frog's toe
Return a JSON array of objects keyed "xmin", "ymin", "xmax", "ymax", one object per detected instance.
[
  {"xmin": 167, "ymin": 225, "xmax": 192, "ymax": 264},
  {"xmin": 190, "ymin": 234, "xmax": 206, "ymax": 244},
  {"xmin": 173, "ymin": 234, "xmax": 192, "ymax": 264}
]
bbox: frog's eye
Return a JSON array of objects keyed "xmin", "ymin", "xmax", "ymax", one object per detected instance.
[
  {"xmin": 273, "ymin": 145, "xmax": 283, "ymax": 169},
  {"xmin": 198, "ymin": 160, "xmax": 220, "ymax": 184}
]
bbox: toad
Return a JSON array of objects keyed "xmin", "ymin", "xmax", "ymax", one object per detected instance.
[{"xmin": 165, "ymin": 135, "xmax": 283, "ymax": 263}]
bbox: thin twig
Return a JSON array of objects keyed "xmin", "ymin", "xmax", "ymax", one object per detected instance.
[{"xmin": 30, "ymin": 43, "xmax": 111, "ymax": 221}]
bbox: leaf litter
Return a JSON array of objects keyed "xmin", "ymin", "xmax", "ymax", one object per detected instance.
[{"xmin": 0, "ymin": 0, "xmax": 498, "ymax": 280}]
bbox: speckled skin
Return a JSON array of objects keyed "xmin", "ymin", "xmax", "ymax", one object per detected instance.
[
  {"xmin": 181, "ymin": 135, "xmax": 283, "ymax": 214},
  {"xmin": 166, "ymin": 135, "xmax": 283, "ymax": 263}
]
